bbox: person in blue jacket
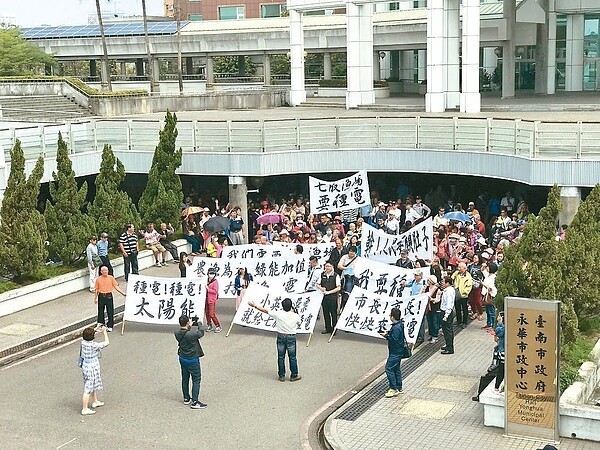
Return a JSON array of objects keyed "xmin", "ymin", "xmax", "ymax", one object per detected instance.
[{"xmin": 380, "ymin": 307, "xmax": 406, "ymax": 398}]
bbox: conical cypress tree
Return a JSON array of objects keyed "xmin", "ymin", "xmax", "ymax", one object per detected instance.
[
  {"xmin": 0, "ymin": 139, "xmax": 47, "ymax": 280},
  {"xmin": 44, "ymin": 132, "xmax": 95, "ymax": 264},
  {"xmin": 562, "ymin": 184, "xmax": 600, "ymax": 317},
  {"xmin": 138, "ymin": 111, "xmax": 183, "ymax": 226},
  {"xmin": 88, "ymin": 144, "xmax": 140, "ymax": 248},
  {"xmin": 496, "ymin": 185, "xmax": 578, "ymax": 344}
]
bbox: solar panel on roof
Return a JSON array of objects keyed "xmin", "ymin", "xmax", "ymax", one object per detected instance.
[{"xmin": 21, "ymin": 21, "xmax": 186, "ymax": 40}]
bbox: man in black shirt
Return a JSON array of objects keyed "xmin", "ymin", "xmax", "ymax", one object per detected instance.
[{"xmin": 174, "ymin": 315, "xmax": 206, "ymax": 409}]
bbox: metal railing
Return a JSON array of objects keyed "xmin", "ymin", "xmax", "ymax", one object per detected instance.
[{"xmin": 2, "ymin": 116, "xmax": 600, "ymax": 163}]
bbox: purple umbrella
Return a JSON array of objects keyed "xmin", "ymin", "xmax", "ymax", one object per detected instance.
[{"xmin": 256, "ymin": 212, "xmax": 286, "ymax": 225}]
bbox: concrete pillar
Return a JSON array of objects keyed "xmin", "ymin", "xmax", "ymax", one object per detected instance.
[
  {"xmin": 229, "ymin": 176, "xmax": 248, "ymax": 244},
  {"xmin": 263, "ymin": 53, "xmax": 271, "ymax": 86},
  {"xmin": 390, "ymin": 51, "xmax": 399, "ymax": 80},
  {"xmin": 152, "ymin": 59, "xmax": 160, "ymax": 87},
  {"xmin": 444, "ymin": 0, "xmax": 460, "ymax": 109},
  {"xmin": 401, "ymin": 51, "xmax": 413, "ymax": 82},
  {"xmin": 324, "ymin": 52, "xmax": 332, "ymax": 80},
  {"xmin": 289, "ymin": 10, "xmax": 306, "ymax": 106},
  {"xmin": 120, "ymin": 62, "xmax": 127, "ymax": 76},
  {"xmin": 346, "ymin": 1, "xmax": 375, "ymax": 109},
  {"xmin": 135, "ymin": 58, "xmax": 144, "ymax": 77},
  {"xmin": 502, "ymin": 0, "xmax": 516, "ymax": 98},
  {"xmin": 238, "ymin": 56, "xmax": 246, "ymax": 77},
  {"xmin": 565, "ymin": 14, "xmax": 584, "ymax": 92},
  {"xmin": 90, "ymin": 60, "xmax": 97, "ymax": 78},
  {"xmin": 547, "ymin": 5, "xmax": 557, "ymax": 95},
  {"xmin": 426, "ymin": 0, "xmax": 445, "ymax": 112},
  {"xmin": 373, "ymin": 51, "xmax": 381, "ymax": 80},
  {"xmin": 558, "ymin": 186, "xmax": 581, "ymax": 227},
  {"xmin": 206, "ymin": 56, "xmax": 214, "ymax": 84},
  {"xmin": 460, "ymin": 0, "xmax": 480, "ymax": 113},
  {"xmin": 482, "ymin": 48, "xmax": 497, "ymax": 73},
  {"xmin": 417, "ymin": 50, "xmax": 426, "ymax": 82},
  {"xmin": 535, "ymin": 0, "xmax": 549, "ymax": 94},
  {"xmin": 185, "ymin": 57, "xmax": 193, "ymax": 75}
]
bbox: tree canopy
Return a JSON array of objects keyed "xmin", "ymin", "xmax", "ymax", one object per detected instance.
[
  {"xmin": 138, "ymin": 111, "xmax": 183, "ymax": 226},
  {"xmin": 88, "ymin": 144, "xmax": 140, "ymax": 246},
  {"xmin": 0, "ymin": 28, "xmax": 55, "ymax": 76},
  {"xmin": 0, "ymin": 139, "xmax": 47, "ymax": 280},
  {"xmin": 44, "ymin": 133, "xmax": 95, "ymax": 264}
]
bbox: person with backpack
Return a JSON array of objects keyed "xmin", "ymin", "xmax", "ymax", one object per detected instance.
[{"xmin": 440, "ymin": 276, "xmax": 456, "ymax": 355}]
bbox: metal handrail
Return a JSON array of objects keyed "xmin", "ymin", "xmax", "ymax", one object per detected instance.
[{"xmin": 2, "ymin": 116, "xmax": 600, "ymax": 162}]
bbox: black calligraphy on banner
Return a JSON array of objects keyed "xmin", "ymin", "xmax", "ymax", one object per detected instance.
[
  {"xmin": 309, "ymin": 170, "xmax": 370, "ymax": 215},
  {"xmin": 232, "ymin": 283, "xmax": 323, "ymax": 334},
  {"xmin": 336, "ymin": 287, "xmax": 428, "ymax": 345},
  {"xmin": 361, "ymin": 219, "xmax": 434, "ymax": 263},
  {"xmin": 353, "ymin": 256, "xmax": 420, "ymax": 298},
  {"xmin": 124, "ymin": 274, "xmax": 205, "ymax": 325},
  {"xmin": 188, "ymin": 256, "xmax": 309, "ymax": 298},
  {"xmin": 221, "ymin": 244, "xmax": 290, "ymax": 260}
]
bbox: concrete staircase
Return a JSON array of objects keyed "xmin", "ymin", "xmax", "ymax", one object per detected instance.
[{"xmin": 0, "ymin": 95, "xmax": 92, "ymax": 122}]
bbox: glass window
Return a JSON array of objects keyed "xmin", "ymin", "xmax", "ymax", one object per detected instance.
[
  {"xmin": 219, "ymin": 6, "xmax": 245, "ymax": 20},
  {"xmin": 188, "ymin": 14, "xmax": 202, "ymax": 21},
  {"xmin": 584, "ymin": 17, "xmax": 599, "ymax": 58},
  {"xmin": 261, "ymin": 4, "xmax": 286, "ymax": 18}
]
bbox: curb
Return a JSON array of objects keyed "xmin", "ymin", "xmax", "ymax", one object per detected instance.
[
  {"xmin": 0, "ymin": 307, "xmax": 124, "ymax": 369},
  {"xmin": 299, "ymin": 357, "xmax": 387, "ymax": 450}
]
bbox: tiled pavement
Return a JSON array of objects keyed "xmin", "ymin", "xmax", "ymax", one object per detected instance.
[{"xmin": 324, "ymin": 321, "xmax": 599, "ymax": 450}]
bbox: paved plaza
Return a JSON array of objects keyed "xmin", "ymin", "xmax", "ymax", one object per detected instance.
[{"xmin": 2, "ymin": 97, "xmax": 600, "ymax": 449}]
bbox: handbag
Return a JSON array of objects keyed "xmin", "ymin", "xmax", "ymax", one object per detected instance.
[
  {"xmin": 482, "ymin": 292, "xmax": 494, "ymax": 305},
  {"xmin": 92, "ymin": 254, "xmax": 102, "ymax": 266},
  {"xmin": 77, "ymin": 345, "xmax": 83, "ymax": 368}
]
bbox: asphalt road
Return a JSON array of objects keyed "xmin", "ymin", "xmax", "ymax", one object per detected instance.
[{"xmin": 0, "ymin": 301, "xmax": 387, "ymax": 450}]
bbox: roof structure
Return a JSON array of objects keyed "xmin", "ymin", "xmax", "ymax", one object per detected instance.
[{"xmin": 21, "ymin": 21, "xmax": 187, "ymax": 40}]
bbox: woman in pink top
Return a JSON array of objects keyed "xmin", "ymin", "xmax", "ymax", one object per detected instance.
[{"xmin": 205, "ymin": 268, "xmax": 221, "ymax": 333}]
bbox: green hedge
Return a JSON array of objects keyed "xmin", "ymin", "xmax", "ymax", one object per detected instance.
[{"xmin": 0, "ymin": 76, "xmax": 148, "ymax": 97}]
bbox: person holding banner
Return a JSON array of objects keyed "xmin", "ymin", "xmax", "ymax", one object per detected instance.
[
  {"xmin": 205, "ymin": 268, "xmax": 221, "ymax": 333},
  {"xmin": 248, "ymin": 298, "xmax": 302, "ymax": 382},
  {"xmin": 379, "ymin": 307, "xmax": 405, "ymax": 398},
  {"xmin": 174, "ymin": 315, "xmax": 207, "ymax": 409},
  {"xmin": 337, "ymin": 246, "xmax": 358, "ymax": 310},
  {"xmin": 317, "ymin": 262, "xmax": 341, "ymax": 335},
  {"xmin": 234, "ymin": 267, "xmax": 253, "ymax": 310}
]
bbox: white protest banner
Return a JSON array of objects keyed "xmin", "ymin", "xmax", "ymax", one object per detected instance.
[
  {"xmin": 272, "ymin": 242, "xmax": 335, "ymax": 265},
  {"xmin": 124, "ymin": 274, "xmax": 205, "ymax": 325},
  {"xmin": 232, "ymin": 283, "xmax": 323, "ymax": 334},
  {"xmin": 361, "ymin": 218, "xmax": 434, "ymax": 263},
  {"xmin": 353, "ymin": 256, "xmax": 421, "ymax": 298},
  {"xmin": 309, "ymin": 170, "xmax": 370, "ymax": 215},
  {"xmin": 335, "ymin": 287, "xmax": 429, "ymax": 345},
  {"xmin": 188, "ymin": 255, "xmax": 308, "ymax": 298},
  {"xmin": 221, "ymin": 244, "xmax": 293, "ymax": 260}
]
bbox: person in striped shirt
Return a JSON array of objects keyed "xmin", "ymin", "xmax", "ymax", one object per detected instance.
[{"xmin": 118, "ymin": 224, "xmax": 139, "ymax": 282}]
